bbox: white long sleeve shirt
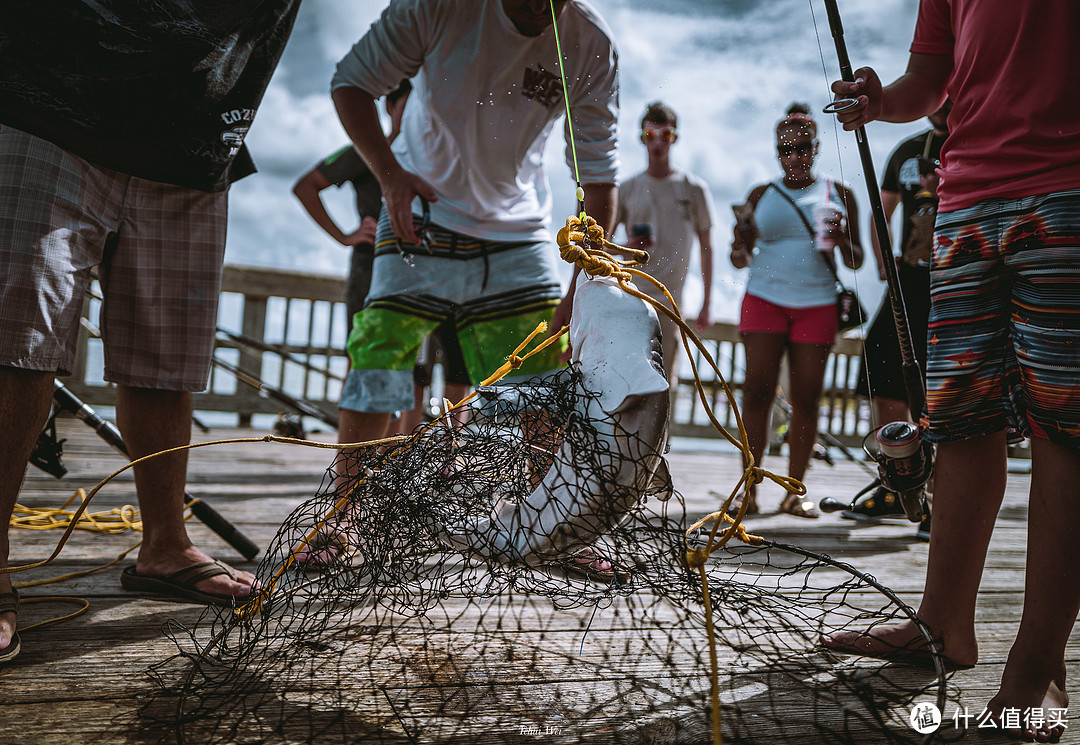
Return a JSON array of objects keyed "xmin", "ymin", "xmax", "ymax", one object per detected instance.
[{"xmin": 332, "ymin": 0, "xmax": 619, "ymax": 242}]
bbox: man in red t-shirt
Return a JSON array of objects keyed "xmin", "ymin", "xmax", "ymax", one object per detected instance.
[{"xmin": 822, "ymin": 1, "xmax": 1080, "ymax": 740}]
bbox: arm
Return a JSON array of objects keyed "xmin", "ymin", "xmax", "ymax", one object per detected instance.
[
  {"xmin": 550, "ymin": 182, "xmax": 617, "ymax": 344},
  {"xmin": 833, "ymin": 183, "xmax": 864, "ymax": 270},
  {"xmin": 730, "ymin": 184, "xmax": 769, "ymax": 269},
  {"xmin": 332, "ymin": 86, "xmax": 437, "ymax": 245},
  {"xmin": 871, "ymin": 190, "xmax": 902, "ymax": 280},
  {"xmin": 831, "ymin": 53, "xmax": 952, "ymax": 130},
  {"xmin": 292, "ymin": 168, "xmax": 377, "ymax": 247},
  {"xmin": 695, "ymin": 228, "xmax": 713, "ymax": 331}
]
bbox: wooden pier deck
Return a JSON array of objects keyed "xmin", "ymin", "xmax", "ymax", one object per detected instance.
[{"xmin": 2, "ymin": 416, "xmax": 1074, "ymax": 745}]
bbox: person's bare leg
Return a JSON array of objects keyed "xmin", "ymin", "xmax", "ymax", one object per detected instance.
[
  {"xmin": 0, "ymin": 367, "xmax": 54, "ymax": 654},
  {"xmin": 822, "ymin": 432, "xmax": 1005, "ymax": 666},
  {"xmin": 116, "ymin": 385, "xmax": 254, "ymax": 598},
  {"xmin": 778, "ymin": 342, "xmax": 830, "ymax": 516},
  {"xmin": 738, "ymin": 333, "xmax": 787, "ymax": 512},
  {"xmin": 873, "ymin": 396, "xmax": 912, "ymax": 428},
  {"xmin": 986, "ymin": 436, "xmax": 1080, "ymax": 742},
  {"xmin": 784, "ymin": 342, "xmax": 830, "ymax": 481}
]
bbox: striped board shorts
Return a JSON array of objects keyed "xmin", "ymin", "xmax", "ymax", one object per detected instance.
[
  {"xmin": 922, "ymin": 188, "xmax": 1080, "ymax": 446},
  {"xmin": 0, "ymin": 126, "xmax": 228, "ymax": 390},
  {"xmin": 340, "ymin": 211, "xmax": 568, "ymax": 413}
]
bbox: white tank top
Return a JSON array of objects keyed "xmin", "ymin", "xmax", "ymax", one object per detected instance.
[{"xmin": 745, "ymin": 178, "xmax": 847, "ymax": 308}]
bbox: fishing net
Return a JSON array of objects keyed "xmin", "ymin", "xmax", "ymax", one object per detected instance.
[
  {"xmin": 137, "ymin": 366, "xmax": 954, "ymax": 745},
  {"xmin": 128, "ymin": 216, "xmax": 954, "ymax": 744}
]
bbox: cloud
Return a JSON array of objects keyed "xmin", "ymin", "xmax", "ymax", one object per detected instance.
[{"xmin": 235, "ymin": 0, "xmax": 926, "ymax": 322}]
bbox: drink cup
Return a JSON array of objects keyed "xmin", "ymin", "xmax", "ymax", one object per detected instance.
[{"xmin": 813, "ymin": 203, "xmax": 843, "ymax": 252}]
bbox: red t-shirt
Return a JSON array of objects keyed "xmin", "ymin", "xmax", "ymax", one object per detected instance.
[{"xmin": 911, "ymin": 0, "xmax": 1080, "ymax": 211}]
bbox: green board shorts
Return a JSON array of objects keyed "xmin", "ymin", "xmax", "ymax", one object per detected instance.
[{"xmin": 340, "ymin": 213, "xmax": 567, "ymax": 413}]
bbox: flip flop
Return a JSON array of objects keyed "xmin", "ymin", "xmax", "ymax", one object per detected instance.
[
  {"xmin": 780, "ymin": 495, "xmax": 820, "ymax": 519},
  {"xmin": 120, "ymin": 561, "xmax": 250, "ymax": 607},
  {"xmin": 0, "ymin": 590, "xmax": 20, "ymax": 665}
]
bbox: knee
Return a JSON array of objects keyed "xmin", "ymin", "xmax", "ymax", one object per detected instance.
[{"xmin": 741, "ymin": 380, "xmax": 775, "ymax": 411}]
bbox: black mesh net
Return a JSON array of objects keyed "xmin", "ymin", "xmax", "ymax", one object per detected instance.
[{"xmin": 138, "ymin": 363, "xmax": 955, "ymax": 745}]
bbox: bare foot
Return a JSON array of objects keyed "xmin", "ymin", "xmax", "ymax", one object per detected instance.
[
  {"xmin": 135, "ymin": 545, "xmax": 256, "ymax": 600},
  {"xmin": 820, "ymin": 618, "xmax": 977, "ymax": 669},
  {"xmin": 985, "ymin": 664, "xmax": 1069, "ymax": 743}
]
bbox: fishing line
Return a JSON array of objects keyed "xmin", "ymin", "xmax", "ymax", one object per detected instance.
[
  {"xmin": 808, "ymin": 0, "xmax": 879, "ymax": 431},
  {"xmin": 549, "ymin": 0, "xmax": 586, "ymax": 215}
]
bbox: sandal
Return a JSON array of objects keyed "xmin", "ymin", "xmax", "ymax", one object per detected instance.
[
  {"xmin": 563, "ymin": 548, "xmax": 632, "ymax": 584},
  {"xmin": 120, "ymin": 561, "xmax": 251, "ymax": 607},
  {"xmin": 0, "ymin": 589, "xmax": 21, "ymax": 665},
  {"xmin": 780, "ymin": 494, "xmax": 820, "ymax": 519},
  {"xmin": 715, "ymin": 490, "xmax": 759, "ymax": 518}
]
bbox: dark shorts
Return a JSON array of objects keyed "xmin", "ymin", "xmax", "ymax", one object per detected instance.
[
  {"xmin": 413, "ymin": 318, "xmax": 471, "ymax": 388},
  {"xmin": 856, "ymin": 262, "xmax": 931, "ymax": 401},
  {"xmin": 0, "ymin": 126, "xmax": 227, "ymax": 390},
  {"xmin": 922, "ymin": 189, "xmax": 1080, "ymax": 446}
]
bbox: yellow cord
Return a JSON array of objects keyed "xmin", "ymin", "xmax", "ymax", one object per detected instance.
[{"xmin": 557, "ymin": 212, "xmax": 810, "ymax": 745}]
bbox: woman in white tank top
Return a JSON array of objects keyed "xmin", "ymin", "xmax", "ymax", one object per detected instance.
[{"xmin": 728, "ymin": 103, "xmax": 863, "ymax": 518}]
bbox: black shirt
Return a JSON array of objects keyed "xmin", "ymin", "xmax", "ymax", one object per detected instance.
[
  {"xmin": 0, "ymin": 0, "xmax": 301, "ymax": 192},
  {"xmin": 315, "ymin": 146, "xmax": 383, "ymax": 221},
  {"xmin": 881, "ymin": 129, "xmax": 946, "ymax": 252}
]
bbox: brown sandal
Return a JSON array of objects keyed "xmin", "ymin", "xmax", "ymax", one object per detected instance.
[{"xmin": 780, "ymin": 495, "xmax": 820, "ymax": 519}]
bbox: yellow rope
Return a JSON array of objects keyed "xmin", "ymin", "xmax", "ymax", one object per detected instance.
[
  {"xmin": 11, "ymin": 488, "xmax": 142, "ymax": 533},
  {"xmin": 557, "ymin": 212, "xmax": 810, "ymax": 745}
]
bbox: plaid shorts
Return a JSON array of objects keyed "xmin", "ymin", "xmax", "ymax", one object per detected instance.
[
  {"xmin": 0, "ymin": 127, "xmax": 227, "ymax": 390},
  {"xmin": 922, "ymin": 189, "xmax": 1080, "ymax": 446}
]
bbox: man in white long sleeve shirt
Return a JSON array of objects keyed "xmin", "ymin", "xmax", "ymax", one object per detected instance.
[
  {"xmin": 329, "ymin": 0, "xmax": 618, "ymax": 442},
  {"xmin": 326, "ymin": 0, "xmax": 623, "ymax": 582}
]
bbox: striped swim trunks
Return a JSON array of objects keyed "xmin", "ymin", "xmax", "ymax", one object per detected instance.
[
  {"xmin": 340, "ymin": 211, "xmax": 567, "ymax": 413},
  {"xmin": 922, "ymin": 188, "xmax": 1080, "ymax": 446}
]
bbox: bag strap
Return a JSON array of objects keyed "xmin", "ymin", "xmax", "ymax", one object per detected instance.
[{"xmin": 764, "ymin": 181, "xmax": 843, "ymax": 284}]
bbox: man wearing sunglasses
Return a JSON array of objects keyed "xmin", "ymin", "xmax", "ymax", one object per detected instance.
[{"xmin": 614, "ymin": 101, "xmax": 715, "ymax": 383}]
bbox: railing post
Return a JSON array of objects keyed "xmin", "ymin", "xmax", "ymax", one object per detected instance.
[{"xmin": 237, "ymin": 296, "xmax": 267, "ymax": 427}]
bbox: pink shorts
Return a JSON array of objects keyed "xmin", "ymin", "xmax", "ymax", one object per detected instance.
[{"xmin": 738, "ymin": 293, "xmax": 837, "ymax": 346}]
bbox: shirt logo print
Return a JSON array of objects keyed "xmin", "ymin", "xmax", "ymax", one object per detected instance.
[{"xmin": 521, "ymin": 64, "xmax": 562, "ymax": 108}]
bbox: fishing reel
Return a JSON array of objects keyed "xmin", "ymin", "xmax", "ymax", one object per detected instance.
[
  {"xmin": 30, "ymin": 407, "xmax": 68, "ymax": 479},
  {"xmin": 873, "ymin": 421, "xmax": 933, "ymax": 522},
  {"xmin": 819, "ymin": 420, "xmax": 932, "ymax": 522}
]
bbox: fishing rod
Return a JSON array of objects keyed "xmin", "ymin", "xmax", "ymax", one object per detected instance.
[
  {"xmin": 209, "ymin": 355, "xmax": 339, "ymax": 429},
  {"xmin": 48, "ymin": 380, "xmax": 261, "ymax": 561},
  {"xmin": 79, "ymin": 316, "xmax": 339, "ymax": 431},
  {"xmin": 216, "ymin": 328, "xmax": 345, "ymax": 384},
  {"xmin": 818, "ymin": 0, "xmax": 933, "ymax": 522}
]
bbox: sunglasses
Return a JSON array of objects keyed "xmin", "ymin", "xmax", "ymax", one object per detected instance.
[
  {"xmin": 777, "ymin": 141, "xmax": 817, "ymax": 157},
  {"xmin": 642, "ymin": 126, "xmax": 677, "ymax": 142}
]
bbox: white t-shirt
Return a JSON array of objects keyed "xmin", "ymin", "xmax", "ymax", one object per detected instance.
[
  {"xmin": 332, "ymin": 0, "xmax": 619, "ymax": 242},
  {"xmin": 615, "ymin": 169, "xmax": 714, "ymax": 300},
  {"xmin": 745, "ymin": 178, "xmax": 849, "ymax": 309}
]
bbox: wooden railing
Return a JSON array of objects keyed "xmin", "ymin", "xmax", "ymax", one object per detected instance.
[
  {"xmin": 66, "ymin": 264, "xmax": 872, "ymax": 445},
  {"xmin": 670, "ymin": 326, "xmax": 870, "ymax": 447}
]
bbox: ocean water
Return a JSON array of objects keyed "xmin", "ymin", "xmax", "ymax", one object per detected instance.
[{"xmin": 230, "ymin": 0, "xmax": 928, "ymax": 325}]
